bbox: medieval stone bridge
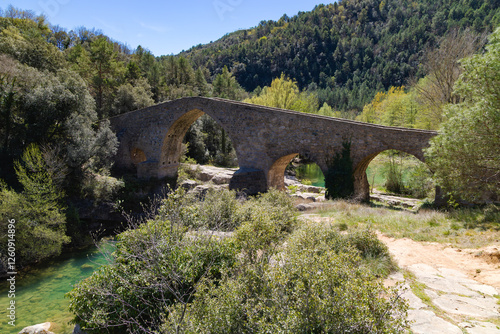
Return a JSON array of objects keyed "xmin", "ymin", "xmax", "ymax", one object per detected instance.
[{"xmin": 109, "ymin": 97, "xmax": 437, "ymax": 200}]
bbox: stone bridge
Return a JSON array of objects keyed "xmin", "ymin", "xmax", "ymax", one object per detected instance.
[{"xmin": 109, "ymin": 97, "xmax": 438, "ymax": 200}]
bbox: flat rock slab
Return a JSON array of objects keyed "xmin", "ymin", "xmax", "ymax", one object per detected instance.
[
  {"xmin": 465, "ymin": 321, "xmax": 500, "ymax": 334},
  {"xmin": 408, "ymin": 263, "xmax": 484, "ymax": 296},
  {"xmin": 393, "ymin": 262, "xmax": 500, "ymax": 333},
  {"xmin": 408, "ymin": 309, "xmax": 462, "ymax": 334},
  {"xmin": 433, "ymin": 294, "xmax": 499, "ymax": 318}
]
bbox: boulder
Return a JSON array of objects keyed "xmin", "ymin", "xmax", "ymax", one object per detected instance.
[
  {"xmin": 211, "ymin": 173, "xmax": 233, "ymax": 185},
  {"xmin": 18, "ymin": 322, "xmax": 54, "ymax": 334},
  {"xmin": 179, "ymin": 179, "xmax": 198, "ymax": 190}
]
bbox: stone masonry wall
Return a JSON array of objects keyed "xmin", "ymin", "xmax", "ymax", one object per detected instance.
[{"xmin": 109, "ymin": 97, "xmax": 437, "ymax": 199}]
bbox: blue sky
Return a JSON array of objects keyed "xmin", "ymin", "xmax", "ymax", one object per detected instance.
[{"xmin": 1, "ymin": 0, "xmax": 327, "ymax": 56}]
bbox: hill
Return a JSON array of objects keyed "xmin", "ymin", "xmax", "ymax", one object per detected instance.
[{"xmin": 182, "ymin": 0, "xmax": 500, "ymax": 111}]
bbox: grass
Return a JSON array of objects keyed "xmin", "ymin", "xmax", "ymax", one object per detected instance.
[{"xmin": 309, "ymin": 201, "xmax": 500, "ymax": 249}]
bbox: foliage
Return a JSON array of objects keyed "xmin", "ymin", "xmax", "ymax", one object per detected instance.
[
  {"xmin": 384, "ymin": 151, "xmax": 406, "ymax": 194},
  {"xmin": 325, "ymin": 140, "xmax": 354, "ymax": 200},
  {"xmin": 356, "ymin": 86, "xmax": 425, "ymax": 128},
  {"xmin": 183, "ymin": 114, "xmax": 238, "ymax": 167},
  {"xmin": 406, "ymin": 163, "xmax": 434, "ymax": 199},
  {"xmin": 67, "ymin": 218, "xmax": 237, "ymax": 333},
  {"xmin": 212, "ymin": 66, "xmax": 247, "ymax": 100},
  {"xmin": 68, "ymin": 187, "xmax": 410, "ymax": 333},
  {"xmin": 0, "ymin": 144, "xmax": 69, "ymax": 274},
  {"xmin": 414, "ymin": 28, "xmax": 485, "ymax": 115},
  {"xmin": 244, "ymin": 73, "xmax": 318, "ymax": 113},
  {"xmin": 425, "ymin": 27, "xmax": 500, "ymax": 202},
  {"xmin": 183, "ymin": 0, "xmax": 500, "ymax": 112},
  {"xmin": 81, "ymin": 172, "xmax": 124, "ymax": 203},
  {"xmin": 68, "ymin": 187, "xmax": 296, "ymax": 333},
  {"xmin": 0, "ymin": 53, "xmax": 118, "ymax": 195},
  {"xmin": 164, "ymin": 221, "xmax": 407, "ymax": 334},
  {"xmin": 111, "ymin": 77, "xmax": 154, "ymax": 116}
]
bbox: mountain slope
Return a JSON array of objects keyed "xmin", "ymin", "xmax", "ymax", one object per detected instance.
[{"xmin": 183, "ymin": 0, "xmax": 500, "ymax": 111}]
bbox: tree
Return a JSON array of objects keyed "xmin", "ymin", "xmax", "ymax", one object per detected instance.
[
  {"xmin": 89, "ymin": 37, "xmax": 119, "ymax": 116},
  {"xmin": 111, "ymin": 77, "xmax": 154, "ymax": 115},
  {"xmin": 414, "ymin": 29, "xmax": 485, "ymax": 123},
  {"xmin": 244, "ymin": 73, "xmax": 318, "ymax": 112},
  {"xmin": 0, "ymin": 144, "xmax": 70, "ymax": 274},
  {"xmin": 213, "ymin": 66, "xmax": 246, "ymax": 100},
  {"xmin": 425, "ymin": 27, "xmax": 500, "ymax": 202}
]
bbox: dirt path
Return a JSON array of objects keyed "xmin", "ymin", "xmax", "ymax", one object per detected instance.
[
  {"xmin": 378, "ymin": 233, "xmax": 500, "ymax": 289},
  {"xmin": 379, "ymin": 233, "xmax": 500, "ymax": 334},
  {"xmin": 300, "ymin": 213, "xmax": 500, "ymax": 333}
]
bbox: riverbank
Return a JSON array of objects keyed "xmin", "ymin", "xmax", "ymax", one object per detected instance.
[{"xmin": 5, "ymin": 165, "xmax": 498, "ymax": 333}]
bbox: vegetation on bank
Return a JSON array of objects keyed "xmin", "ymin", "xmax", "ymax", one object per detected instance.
[
  {"xmin": 68, "ymin": 188, "xmax": 408, "ymax": 333},
  {"xmin": 0, "ymin": 0, "xmax": 498, "ymax": 286},
  {"xmin": 314, "ymin": 201, "xmax": 500, "ymax": 249}
]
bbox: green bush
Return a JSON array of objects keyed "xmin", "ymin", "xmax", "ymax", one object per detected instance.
[
  {"xmin": 69, "ymin": 188, "xmax": 407, "ymax": 333},
  {"xmin": 170, "ymin": 222, "xmax": 408, "ymax": 333},
  {"xmin": 67, "ymin": 219, "xmax": 237, "ymax": 333}
]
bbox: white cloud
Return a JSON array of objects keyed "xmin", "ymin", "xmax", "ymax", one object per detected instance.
[
  {"xmin": 94, "ymin": 17, "xmax": 122, "ymax": 34},
  {"xmin": 138, "ymin": 21, "xmax": 169, "ymax": 33}
]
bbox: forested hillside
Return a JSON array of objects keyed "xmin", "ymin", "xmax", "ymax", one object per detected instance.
[{"xmin": 183, "ymin": 0, "xmax": 500, "ymax": 111}]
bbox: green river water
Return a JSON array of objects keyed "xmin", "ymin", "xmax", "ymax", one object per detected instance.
[
  {"xmin": 296, "ymin": 163, "xmax": 325, "ymax": 188},
  {"xmin": 0, "ymin": 240, "xmax": 114, "ymax": 334}
]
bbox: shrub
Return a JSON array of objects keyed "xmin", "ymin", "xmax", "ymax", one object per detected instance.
[
  {"xmin": 67, "ymin": 219, "xmax": 237, "ymax": 333},
  {"xmin": 69, "ymin": 188, "xmax": 407, "ymax": 334},
  {"xmin": 172, "ymin": 222, "xmax": 408, "ymax": 334}
]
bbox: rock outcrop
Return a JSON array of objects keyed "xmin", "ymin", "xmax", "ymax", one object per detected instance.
[{"xmin": 18, "ymin": 322, "xmax": 54, "ymax": 334}]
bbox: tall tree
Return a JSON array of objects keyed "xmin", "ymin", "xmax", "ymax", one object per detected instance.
[
  {"xmin": 90, "ymin": 37, "xmax": 118, "ymax": 116},
  {"xmin": 414, "ymin": 29, "xmax": 485, "ymax": 120},
  {"xmin": 425, "ymin": 27, "xmax": 500, "ymax": 202},
  {"xmin": 0, "ymin": 144, "xmax": 70, "ymax": 273},
  {"xmin": 213, "ymin": 66, "xmax": 246, "ymax": 100}
]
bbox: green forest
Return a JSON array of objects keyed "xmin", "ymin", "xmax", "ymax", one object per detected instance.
[{"xmin": 0, "ymin": 0, "xmax": 499, "ymax": 307}]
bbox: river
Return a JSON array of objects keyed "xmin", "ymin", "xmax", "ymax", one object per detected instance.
[
  {"xmin": 0, "ymin": 240, "xmax": 114, "ymax": 334},
  {"xmin": 296, "ymin": 163, "xmax": 325, "ymax": 188}
]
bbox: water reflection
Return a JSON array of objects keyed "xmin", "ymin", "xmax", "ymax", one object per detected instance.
[{"xmin": 295, "ymin": 163, "xmax": 325, "ymax": 188}]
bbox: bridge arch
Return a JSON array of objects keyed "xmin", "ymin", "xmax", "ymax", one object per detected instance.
[
  {"xmin": 158, "ymin": 108, "xmax": 239, "ymax": 179},
  {"xmin": 268, "ymin": 153, "xmax": 328, "ymax": 190},
  {"xmin": 353, "ymin": 148, "xmax": 431, "ymax": 200},
  {"xmin": 268, "ymin": 153, "xmax": 299, "ymax": 190}
]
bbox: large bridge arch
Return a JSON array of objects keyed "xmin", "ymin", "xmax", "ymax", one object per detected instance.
[
  {"xmin": 353, "ymin": 148, "xmax": 430, "ymax": 200},
  {"xmin": 109, "ymin": 97, "xmax": 437, "ymax": 200}
]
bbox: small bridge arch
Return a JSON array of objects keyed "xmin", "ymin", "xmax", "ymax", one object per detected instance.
[{"xmin": 109, "ymin": 97, "xmax": 437, "ymax": 201}]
